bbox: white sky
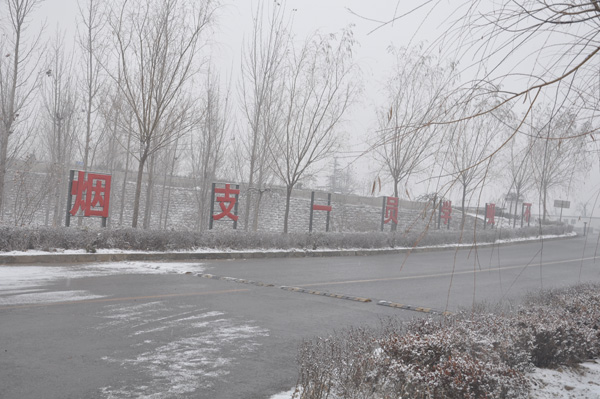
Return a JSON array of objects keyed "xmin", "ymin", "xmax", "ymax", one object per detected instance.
[{"xmin": 23, "ymin": 0, "xmax": 600, "ymax": 216}]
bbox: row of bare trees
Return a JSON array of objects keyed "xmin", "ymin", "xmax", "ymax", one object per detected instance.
[
  {"xmin": 0, "ymin": 0, "xmax": 359, "ymax": 231},
  {"xmin": 237, "ymin": 4, "xmax": 358, "ymax": 233},
  {"xmin": 0, "ymin": 0, "xmax": 596, "ymax": 231},
  {"xmin": 367, "ymin": 0, "xmax": 599, "ymax": 227},
  {"xmin": 0, "ymin": 0, "xmax": 227, "ymax": 227},
  {"xmin": 371, "ymin": 45, "xmax": 590, "ymax": 228}
]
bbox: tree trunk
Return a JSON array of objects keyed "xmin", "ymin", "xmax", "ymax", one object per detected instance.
[
  {"xmin": 162, "ymin": 170, "xmax": 174, "ymax": 229},
  {"xmin": 542, "ymin": 184, "xmax": 548, "ymax": 223},
  {"xmin": 283, "ymin": 185, "xmax": 293, "ymax": 233},
  {"xmin": 119, "ymin": 126, "xmax": 132, "ymax": 226},
  {"xmin": 196, "ymin": 180, "xmax": 207, "ymax": 230},
  {"xmin": 158, "ymin": 154, "xmax": 169, "ymax": 228},
  {"xmin": 132, "ymin": 154, "xmax": 147, "ymax": 228},
  {"xmin": 243, "ymin": 126, "xmax": 260, "ymax": 230},
  {"xmin": 252, "ymin": 189, "xmax": 264, "ymax": 231},
  {"xmin": 0, "ymin": 133, "xmax": 9, "ymax": 220},
  {"xmin": 391, "ymin": 179, "xmax": 399, "ymax": 231},
  {"xmin": 44, "ymin": 166, "xmax": 51, "ymax": 226},
  {"xmin": 142, "ymin": 153, "xmax": 156, "ymax": 229},
  {"xmin": 513, "ymin": 188, "xmax": 521, "ymax": 228},
  {"xmin": 52, "ymin": 119, "xmax": 63, "ymax": 227},
  {"xmin": 243, "ymin": 173, "xmax": 255, "ymax": 231},
  {"xmin": 52, "ymin": 165, "xmax": 62, "ymax": 226},
  {"xmin": 162, "ymin": 145, "xmax": 178, "ymax": 229},
  {"xmin": 461, "ymin": 184, "xmax": 467, "ymax": 230},
  {"xmin": 0, "ymin": 18, "xmax": 22, "ymax": 221}
]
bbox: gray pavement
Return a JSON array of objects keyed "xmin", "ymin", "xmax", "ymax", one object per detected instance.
[{"xmin": 0, "ymin": 234, "xmax": 599, "ymax": 398}]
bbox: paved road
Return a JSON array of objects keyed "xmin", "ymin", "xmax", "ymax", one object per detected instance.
[{"xmin": 1, "ymin": 236, "xmax": 599, "ymax": 398}]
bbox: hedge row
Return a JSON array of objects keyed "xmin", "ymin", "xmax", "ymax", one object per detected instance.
[{"xmin": 0, "ymin": 224, "xmax": 572, "ymax": 252}]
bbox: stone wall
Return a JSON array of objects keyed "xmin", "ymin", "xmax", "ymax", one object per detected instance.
[{"xmin": 2, "ymin": 166, "xmax": 481, "ymax": 233}]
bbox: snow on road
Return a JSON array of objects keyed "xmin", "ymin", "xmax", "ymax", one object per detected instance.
[
  {"xmin": 0, "ymin": 261, "xmax": 205, "ymax": 306},
  {"xmin": 0, "ymin": 262, "xmax": 271, "ymax": 397},
  {"xmin": 97, "ymin": 301, "xmax": 269, "ymax": 398}
]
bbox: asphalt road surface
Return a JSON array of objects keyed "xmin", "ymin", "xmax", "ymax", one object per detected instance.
[{"xmin": 1, "ymin": 235, "xmax": 599, "ymax": 399}]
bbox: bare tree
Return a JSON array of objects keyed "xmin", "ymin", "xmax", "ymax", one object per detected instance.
[
  {"xmin": 270, "ymin": 28, "xmax": 358, "ymax": 233},
  {"xmin": 327, "ymin": 157, "xmax": 359, "ymax": 195},
  {"xmin": 107, "ymin": 0, "xmax": 214, "ymax": 228},
  {"xmin": 141, "ymin": 146, "xmax": 157, "ymax": 229},
  {"xmin": 442, "ymin": 101, "xmax": 506, "ymax": 228},
  {"xmin": 157, "ymin": 137, "xmax": 180, "ymax": 229},
  {"xmin": 190, "ymin": 68, "xmax": 228, "ymax": 230},
  {"xmin": 40, "ymin": 34, "xmax": 79, "ymax": 226},
  {"xmin": 374, "ymin": 47, "xmax": 453, "ymax": 212},
  {"xmin": 0, "ymin": 0, "xmax": 43, "ymax": 220},
  {"xmin": 93, "ymin": 68, "xmax": 133, "ymax": 227},
  {"xmin": 9, "ymin": 154, "xmax": 52, "ymax": 226},
  {"xmin": 77, "ymin": 0, "xmax": 106, "ymax": 172},
  {"xmin": 529, "ymin": 108, "xmax": 589, "ymax": 221},
  {"xmin": 504, "ymin": 135, "xmax": 535, "ymax": 227},
  {"xmin": 369, "ymin": 2, "xmax": 600, "ymax": 117},
  {"xmin": 117, "ymin": 111, "xmax": 134, "ymax": 226},
  {"xmin": 357, "ymin": 2, "xmax": 600, "ymax": 184},
  {"xmin": 239, "ymin": 1, "xmax": 289, "ymax": 231}
]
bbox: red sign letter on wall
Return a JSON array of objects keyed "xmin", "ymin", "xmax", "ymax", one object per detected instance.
[
  {"xmin": 70, "ymin": 171, "xmax": 112, "ymax": 218},
  {"xmin": 440, "ymin": 201, "xmax": 452, "ymax": 225},
  {"xmin": 486, "ymin": 203, "xmax": 496, "ymax": 226},
  {"xmin": 384, "ymin": 197, "xmax": 399, "ymax": 225},
  {"xmin": 523, "ymin": 203, "xmax": 532, "ymax": 223},
  {"xmin": 213, "ymin": 184, "xmax": 240, "ymax": 221}
]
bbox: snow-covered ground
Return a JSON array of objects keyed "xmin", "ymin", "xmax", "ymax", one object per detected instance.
[
  {"xmin": 529, "ymin": 361, "xmax": 600, "ymax": 398},
  {"xmin": 269, "ymin": 361, "xmax": 600, "ymax": 398},
  {"xmin": 0, "ymin": 261, "xmax": 205, "ymax": 306}
]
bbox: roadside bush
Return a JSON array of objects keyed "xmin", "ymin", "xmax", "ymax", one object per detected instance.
[
  {"xmin": 0, "ymin": 222, "xmax": 574, "ymax": 252},
  {"xmin": 293, "ymin": 283, "xmax": 600, "ymax": 399},
  {"xmin": 517, "ymin": 284, "xmax": 600, "ymax": 368}
]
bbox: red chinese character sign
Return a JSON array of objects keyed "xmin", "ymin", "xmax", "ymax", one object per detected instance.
[
  {"xmin": 521, "ymin": 203, "xmax": 532, "ymax": 227},
  {"xmin": 438, "ymin": 200, "xmax": 452, "ymax": 229},
  {"xmin": 310, "ymin": 192, "xmax": 332, "ymax": 232},
  {"xmin": 484, "ymin": 203, "xmax": 496, "ymax": 229},
  {"xmin": 66, "ymin": 170, "xmax": 112, "ymax": 227},
  {"xmin": 381, "ymin": 196, "xmax": 399, "ymax": 231},
  {"xmin": 209, "ymin": 183, "xmax": 240, "ymax": 229}
]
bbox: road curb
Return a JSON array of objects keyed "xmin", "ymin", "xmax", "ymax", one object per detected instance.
[
  {"xmin": 281, "ymin": 286, "xmax": 372, "ymax": 303},
  {"xmin": 0, "ymin": 234, "xmax": 578, "ymax": 265},
  {"xmin": 377, "ymin": 300, "xmax": 452, "ymax": 316}
]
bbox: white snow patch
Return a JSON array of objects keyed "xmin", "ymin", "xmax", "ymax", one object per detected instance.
[
  {"xmin": 0, "ymin": 290, "xmax": 104, "ymax": 305},
  {"xmin": 269, "ymin": 388, "xmax": 298, "ymax": 399},
  {"xmin": 268, "ymin": 360, "xmax": 600, "ymax": 399},
  {"xmin": 0, "ymin": 261, "xmax": 205, "ymax": 306},
  {"xmin": 529, "ymin": 360, "xmax": 600, "ymax": 398},
  {"xmin": 98, "ymin": 303, "xmax": 269, "ymax": 398}
]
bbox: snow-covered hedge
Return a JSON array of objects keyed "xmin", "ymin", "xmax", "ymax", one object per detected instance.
[
  {"xmin": 0, "ymin": 224, "xmax": 572, "ymax": 252},
  {"xmin": 294, "ymin": 283, "xmax": 600, "ymax": 399}
]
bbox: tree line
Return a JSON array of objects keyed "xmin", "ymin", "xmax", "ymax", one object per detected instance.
[{"xmin": 0, "ymin": 0, "xmax": 596, "ymax": 231}]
